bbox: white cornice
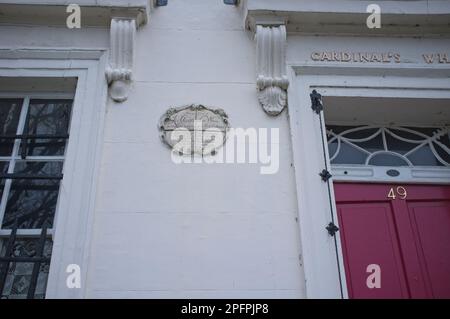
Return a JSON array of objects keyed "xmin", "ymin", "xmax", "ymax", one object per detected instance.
[
  {"xmin": 246, "ymin": 0, "xmax": 450, "ymax": 15},
  {"xmin": 245, "ymin": 0, "xmax": 450, "ymax": 36},
  {"xmin": 0, "ymin": 1, "xmax": 149, "ymax": 27}
]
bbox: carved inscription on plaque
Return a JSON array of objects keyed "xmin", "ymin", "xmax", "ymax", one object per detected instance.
[{"xmin": 159, "ymin": 104, "xmax": 229, "ymax": 156}]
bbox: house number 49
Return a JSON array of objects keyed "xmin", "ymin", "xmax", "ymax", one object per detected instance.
[{"xmin": 387, "ymin": 186, "xmax": 407, "ymax": 200}]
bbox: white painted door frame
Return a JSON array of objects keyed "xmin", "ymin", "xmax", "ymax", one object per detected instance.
[
  {"xmin": 287, "ymin": 64, "xmax": 450, "ymax": 299},
  {"xmin": 0, "ymin": 50, "xmax": 108, "ymax": 298}
]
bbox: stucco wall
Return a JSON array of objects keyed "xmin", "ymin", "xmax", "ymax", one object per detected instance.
[{"xmin": 86, "ymin": 0, "xmax": 305, "ymax": 298}]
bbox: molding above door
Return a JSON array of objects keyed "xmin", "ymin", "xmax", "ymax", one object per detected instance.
[{"xmin": 244, "ymin": 0, "xmax": 450, "ymax": 36}]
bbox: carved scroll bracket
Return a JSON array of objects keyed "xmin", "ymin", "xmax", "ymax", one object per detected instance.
[
  {"xmin": 106, "ymin": 18, "xmax": 137, "ymax": 102},
  {"xmin": 255, "ymin": 24, "xmax": 289, "ymax": 116}
]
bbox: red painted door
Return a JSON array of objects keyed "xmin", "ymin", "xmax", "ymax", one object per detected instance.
[{"xmin": 334, "ymin": 183, "xmax": 450, "ymax": 299}]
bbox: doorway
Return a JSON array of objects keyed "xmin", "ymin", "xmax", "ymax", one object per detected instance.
[{"xmin": 324, "ymin": 97, "xmax": 450, "ymax": 299}]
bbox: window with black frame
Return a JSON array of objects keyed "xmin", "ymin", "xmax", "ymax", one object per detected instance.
[{"xmin": 0, "ymin": 98, "xmax": 72, "ymax": 299}]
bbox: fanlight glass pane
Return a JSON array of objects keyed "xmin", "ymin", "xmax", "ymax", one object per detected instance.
[
  {"xmin": 345, "ymin": 128, "xmax": 379, "ymax": 140},
  {"xmin": 434, "ymin": 140, "xmax": 450, "ymax": 165},
  {"xmin": 331, "ymin": 142, "xmax": 367, "ymax": 165},
  {"xmin": 407, "ymin": 145, "xmax": 445, "ymax": 166},
  {"xmin": 353, "ymin": 134, "xmax": 384, "ymax": 153},
  {"xmin": 368, "ymin": 153, "xmax": 410, "ymax": 167},
  {"xmin": 327, "ymin": 125, "xmax": 450, "ymax": 168},
  {"xmin": 331, "ymin": 126, "xmax": 377, "ymax": 139},
  {"xmin": 385, "ymin": 132, "xmax": 418, "ymax": 154},
  {"xmin": 328, "ymin": 139, "xmax": 338, "ymax": 159},
  {"xmin": 389, "ymin": 128, "xmax": 429, "ymax": 141}
]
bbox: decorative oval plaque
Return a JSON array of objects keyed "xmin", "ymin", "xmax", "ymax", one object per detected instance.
[{"xmin": 158, "ymin": 104, "xmax": 230, "ymax": 155}]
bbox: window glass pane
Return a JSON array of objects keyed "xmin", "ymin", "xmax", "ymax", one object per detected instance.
[
  {"xmin": 0, "ymin": 161, "xmax": 9, "ymax": 200},
  {"xmin": 2, "ymin": 161, "xmax": 63, "ymax": 229},
  {"xmin": 0, "ymin": 99, "xmax": 22, "ymax": 156},
  {"xmin": 434, "ymin": 142, "xmax": 450, "ymax": 166},
  {"xmin": 0, "ymin": 96, "xmax": 72, "ymax": 300},
  {"xmin": 13, "ymin": 161, "xmax": 63, "ymax": 177},
  {"xmin": 342, "ymin": 127, "xmax": 379, "ymax": 140},
  {"xmin": 389, "ymin": 128, "xmax": 428, "ymax": 141},
  {"xmin": 438, "ymin": 133, "xmax": 450, "ymax": 149},
  {"xmin": 21, "ymin": 100, "xmax": 72, "ymax": 156},
  {"xmin": 0, "ymin": 238, "xmax": 52, "ymax": 299},
  {"xmin": 331, "ymin": 142, "xmax": 367, "ymax": 165},
  {"xmin": 404, "ymin": 127, "xmax": 438, "ymax": 138},
  {"xmin": 327, "ymin": 125, "xmax": 367, "ymax": 136},
  {"xmin": 328, "ymin": 140, "xmax": 338, "ymax": 159},
  {"xmin": 407, "ymin": 145, "xmax": 445, "ymax": 166},
  {"xmin": 368, "ymin": 153, "xmax": 410, "ymax": 166},
  {"xmin": 434, "ymin": 134, "xmax": 450, "ymax": 166},
  {"xmin": 385, "ymin": 132, "xmax": 418, "ymax": 154},
  {"xmin": 353, "ymin": 134, "xmax": 384, "ymax": 153}
]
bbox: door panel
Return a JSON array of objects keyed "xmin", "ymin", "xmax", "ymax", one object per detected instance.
[
  {"xmin": 334, "ymin": 183, "xmax": 450, "ymax": 299},
  {"xmin": 337, "ymin": 203, "xmax": 409, "ymax": 298},
  {"xmin": 408, "ymin": 201, "xmax": 450, "ymax": 298}
]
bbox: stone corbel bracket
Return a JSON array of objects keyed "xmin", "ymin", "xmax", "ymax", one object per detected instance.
[
  {"xmin": 255, "ymin": 24, "xmax": 289, "ymax": 116},
  {"xmin": 106, "ymin": 18, "xmax": 137, "ymax": 102}
]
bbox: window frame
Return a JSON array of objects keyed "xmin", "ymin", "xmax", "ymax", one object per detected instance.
[
  {"xmin": 0, "ymin": 51, "xmax": 108, "ymax": 298},
  {"xmin": 0, "ymin": 94, "xmax": 74, "ymax": 238}
]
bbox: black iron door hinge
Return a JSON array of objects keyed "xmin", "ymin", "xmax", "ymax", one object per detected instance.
[
  {"xmin": 326, "ymin": 222, "xmax": 339, "ymax": 237},
  {"xmin": 310, "ymin": 90, "xmax": 323, "ymax": 114},
  {"xmin": 319, "ymin": 169, "xmax": 332, "ymax": 182}
]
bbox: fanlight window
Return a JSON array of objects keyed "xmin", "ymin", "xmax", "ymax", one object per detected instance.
[{"xmin": 326, "ymin": 125, "xmax": 450, "ymax": 167}]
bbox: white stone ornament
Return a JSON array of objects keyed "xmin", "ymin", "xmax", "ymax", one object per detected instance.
[
  {"xmin": 256, "ymin": 25, "xmax": 289, "ymax": 116},
  {"xmin": 159, "ymin": 104, "xmax": 230, "ymax": 156},
  {"xmin": 105, "ymin": 18, "xmax": 136, "ymax": 102}
]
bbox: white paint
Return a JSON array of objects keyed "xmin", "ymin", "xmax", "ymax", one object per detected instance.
[{"xmin": 86, "ymin": 0, "xmax": 304, "ymax": 299}]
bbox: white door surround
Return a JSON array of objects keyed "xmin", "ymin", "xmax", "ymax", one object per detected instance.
[{"xmin": 287, "ymin": 63, "xmax": 450, "ymax": 299}]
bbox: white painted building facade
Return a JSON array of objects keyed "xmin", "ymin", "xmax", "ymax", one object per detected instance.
[{"xmin": 0, "ymin": 0, "xmax": 449, "ymax": 299}]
